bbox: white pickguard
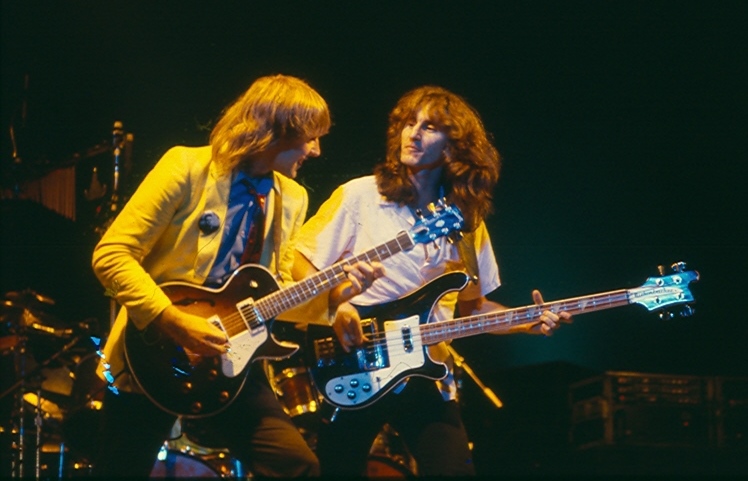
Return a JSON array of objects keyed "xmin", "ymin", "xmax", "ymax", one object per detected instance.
[
  {"xmin": 210, "ymin": 315, "xmax": 268, "ymax": 377},
  {"xmin": 323, "ymin": 315, "xmax": 425, "ymax": 407}
]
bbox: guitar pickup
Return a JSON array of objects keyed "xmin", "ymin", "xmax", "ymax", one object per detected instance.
[
  {"xmin": 401, "ymin": 326, "xmax": 413, "ymax": 352},
  {"xmin": 235, "ymin": 299, "xmax": 264, "ymax": 331}
]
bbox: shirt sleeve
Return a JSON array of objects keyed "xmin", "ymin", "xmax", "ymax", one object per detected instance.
[
  {"xmin": 457, "ymin": 221, "xmax": 501, "ymax": 301},
  {"xmin": 294, "ymin": 183, "xmax": 357, "ymax": 270}
]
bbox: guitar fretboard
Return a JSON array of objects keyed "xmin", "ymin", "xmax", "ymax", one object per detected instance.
[
  {"xmin": 253, "ymin": 231, "xmax": 415, "ymax": 320},
  {"xmin": 423, "ymin": 289, "xmax": 632, "ymax": 345}
]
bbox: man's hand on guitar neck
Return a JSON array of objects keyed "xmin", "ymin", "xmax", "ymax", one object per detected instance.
[{"xmin": 152, "ymin": 305, "xmax": 230, "ymax": 357}]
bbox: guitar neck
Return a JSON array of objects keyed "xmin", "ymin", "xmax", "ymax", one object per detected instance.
[
  {"xmin": 423, "ymin": 288, "xmax": 632, "ymax": 345},
  {"xmin": 256, "ymin": 231, "xmax": 415, "ymax": 320}
]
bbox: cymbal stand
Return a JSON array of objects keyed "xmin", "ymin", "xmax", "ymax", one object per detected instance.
[
  {"xmin": 33, "ymin": 391, "xmax": 41, "ymax": 480},
  {"xmin": 0, "ymin": 335, "xmax": 82, "ymax": 402},
  {"xmin": 1, "ymin": 335, "xmax": 81, "ymax": 479},
  {"xmin": 13, "ymin": 337, "xmax": 27, "ymax": 479},
  {"xmin": 448, "ymin": 345, "xmax": 503, "ymax": 409}
]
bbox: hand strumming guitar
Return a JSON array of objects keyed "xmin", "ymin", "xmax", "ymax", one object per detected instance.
[{"xmin": 152, "ymin": 304, "xmax": 229, "ymax": 356}]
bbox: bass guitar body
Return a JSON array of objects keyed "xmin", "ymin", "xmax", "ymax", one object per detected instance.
[{"xmin": 306, "ymin": 272, "xmax": 471, "ymax": 409}]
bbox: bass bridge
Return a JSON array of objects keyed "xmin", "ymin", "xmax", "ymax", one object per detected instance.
[
  {"xmin": 310, "ymin": 315, "xmax": 426, "ymax": 408},
  {"xmin": 313, "ymin": 319, "xmax": 389, "ymax": 372}
]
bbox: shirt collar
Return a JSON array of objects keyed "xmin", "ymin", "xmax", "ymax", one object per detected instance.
[{"xmin": 234, "ymin": 170, "xmax": 274, "ymax": 196}]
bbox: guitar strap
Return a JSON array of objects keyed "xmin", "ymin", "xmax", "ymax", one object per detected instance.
[
  {"xmin": 272, "ymin": 181, "xmax": 283, "ymax": 280},
  {"xmin": 455, "ymin": 230, "xmax": 479, "ymax": 281}
]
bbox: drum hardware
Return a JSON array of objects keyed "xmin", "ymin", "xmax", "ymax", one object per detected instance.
[
  {"xmin": 0, "ymin": 335, "xmax": 83, "ymax": 406},
  {"xmin": 1, "ymin": 289, "xmax": 101, "ymax": 479},
  {"xmin": 264, "ymin": 361, "xmax": 323, "ymax": 418},
  {"xmin": 0, "ymin": 334, "xmax": 83, "ymax": 480},
  {"xmin": 151, "ymin": 419, "xmax": 246, "ymax": 478}
]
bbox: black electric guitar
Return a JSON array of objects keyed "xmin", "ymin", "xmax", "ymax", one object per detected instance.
[
  {"xmin": 306, "ymin": 262, "xmax": 700, "ymax": 410},
  {"xmin": 124, "ymin": 201, "xmax": 464, "ymax": 418}
]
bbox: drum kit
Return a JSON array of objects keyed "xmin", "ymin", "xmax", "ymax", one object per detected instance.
[{"xmin": 0, "ymin": 288, "xmax": 105, "ymax": 478}]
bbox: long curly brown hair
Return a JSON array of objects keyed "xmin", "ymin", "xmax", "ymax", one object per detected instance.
[
  {"xmin": 210, "ymin": 74, "xmax": 331, "ymax": 176},
  {"xmin": 375, "ymin": 86, "xmax": 501, "ymax": 232}
]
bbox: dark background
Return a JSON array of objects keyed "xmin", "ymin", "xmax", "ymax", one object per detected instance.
[{"xmin": 2, "ymin": 0, "xmax": 747, "ymax": 476}]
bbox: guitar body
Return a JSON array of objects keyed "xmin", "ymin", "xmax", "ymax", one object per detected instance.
[
  {"xmin": 124, "ymin": 264, "xmax": 298, "ymax": 418},
  {"xmin": 121, "ymin": 203, "xmax": 465, "ymax": 417},
  {"xmin": 307, "ymin": 262, "xmax": 700, "ymax": 411},
  {"xmin": 306, "ymin": 271, "xmax": 470, "ymax": 409}
]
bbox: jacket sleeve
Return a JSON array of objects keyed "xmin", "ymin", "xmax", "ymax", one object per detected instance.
[{"xmin": 91, "ymin": 147, "xmax": 192, "ymax": 329}]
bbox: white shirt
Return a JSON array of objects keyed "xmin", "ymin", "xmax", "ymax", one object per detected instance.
[{"xmin": 295, "ymin": 175, "xmax": 501, "ymax": 401}]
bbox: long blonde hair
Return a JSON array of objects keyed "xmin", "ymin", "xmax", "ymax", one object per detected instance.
[
  {"xmin": 375, "ymin": 86, "xmax": 501, "ymax": 232},
  {"xmin": 210, "ymin": 74, "xmax": 331, "ymax": 175}
]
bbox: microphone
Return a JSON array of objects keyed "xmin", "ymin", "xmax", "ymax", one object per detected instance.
[
  {"xmin": 112, "ymin": 120, "xmax": 124, "ymax": 194},
  {"xmin": 112, "ymin": 120, "xmax": 124, "ymax": 151}
]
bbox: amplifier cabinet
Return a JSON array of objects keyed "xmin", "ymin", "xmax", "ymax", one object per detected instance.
[
  {"xmin": 714, "ymin": 376, "xmax": 748, "ymax": 449},
  {"xmin": 569, "ymin": 371, "xmax": 715, "ymax": 449}
]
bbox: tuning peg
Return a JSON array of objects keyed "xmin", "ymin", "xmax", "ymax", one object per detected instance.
[
  {"xmin": 414, "ymin": 208, "xmax": 424, "ymax": 219},
  {"xmin": 659, "ymin": 310, "xmax": 673, "ymax": 321},
  {"xmin": 671, "ymin": 261, "xmax": 688, "ymax": 273},
  {"xmin": 679, "ymin": 305, "xmax": 695, "ymax": 317},
  {"xmin": 657, "ymin": 265, "xmax": 667, "ymax": 276},
  {"xmin": 426, "ymin": 203, "xmax": 437, "ymax": 214},
  {"xmin": 447, "ymin": 231, "xmax": 464, "ymax": 244}
]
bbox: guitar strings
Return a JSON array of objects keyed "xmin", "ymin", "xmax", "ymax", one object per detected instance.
[
  {"xmin": 329, "ymin": 290, "xmax": 633, "ymax": 357},
  {"xmin": 202, "ymin": 231, "xmax": 419, "ymax": 337}
]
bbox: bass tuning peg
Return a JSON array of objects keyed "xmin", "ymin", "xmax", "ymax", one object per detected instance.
[
  {"xmin": 671, "ymin": 261, "xmax": 688, "ymax": 273},
  {"xmin": 679, "ymin": 305, "xmax": 695, "ymax": 317},
  {"xmin": 447, "ymin": 231, "xmax": 464, "ymax": 244},
  {"xmin": 659, "ymin": 310, "xmax": 673, "ymax": 321}
]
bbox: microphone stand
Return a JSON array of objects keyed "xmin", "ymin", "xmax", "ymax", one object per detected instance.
[{"xmin": 448, "ymin": 345, "xmax": 503, "ymax": 409}]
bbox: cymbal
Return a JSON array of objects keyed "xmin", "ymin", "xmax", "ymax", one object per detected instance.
[
  {"xmin": 1, "ymin": 300, "xmax": 73, "ymax": 339},
  {"xmin": 40, "ymin": 364, "xmax": 75, "ymax": 397},
  {"xmin": 3, "ymin": 289, "xmax": 55, "ymax": 306},
  {"xmin": 23, "ymin": 392, "xmax": 65, "ymax": 420}
]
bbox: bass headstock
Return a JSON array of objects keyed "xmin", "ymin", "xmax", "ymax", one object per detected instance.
[
  {"xmin": 408, "ymin": 199, "xmax": 465, "ymax": 246},
  {"xmin": 629, "ymin": 261, "xmax": 700, "ymax": 318}
]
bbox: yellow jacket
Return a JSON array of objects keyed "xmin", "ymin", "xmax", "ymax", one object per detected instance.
[{"xmin": 92, "ymin": 145, "xmax": 308, "ymax": 390}]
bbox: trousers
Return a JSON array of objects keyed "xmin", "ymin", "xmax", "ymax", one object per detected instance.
[
  {"xmin": 92, "ymin": 367, "xmax": 319, "ymax": 477},
  {"xmin": 315, "ymin": 376, "xmax": 475, "ymax": 476}
]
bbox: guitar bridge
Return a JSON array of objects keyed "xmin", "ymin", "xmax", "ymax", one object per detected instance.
[
  {"xmin": 355, "ymin": 319, "xmax": 388, "ymax": 371},
  {"xmin": 312, "ymin": 321, "xmax": 389, "ymax": 373},
  {"xmin": 356, "ymin": 340, "xmax": 387, "ymax": 371}
]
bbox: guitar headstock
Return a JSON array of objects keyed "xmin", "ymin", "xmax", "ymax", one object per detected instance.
[
  {"xmin": 408, "ymin": 200, "xmax": 465, "ymax": 245},
  {"xmin": 629, "ymin": 261, "xmax": 700, "ymax": 318}
]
